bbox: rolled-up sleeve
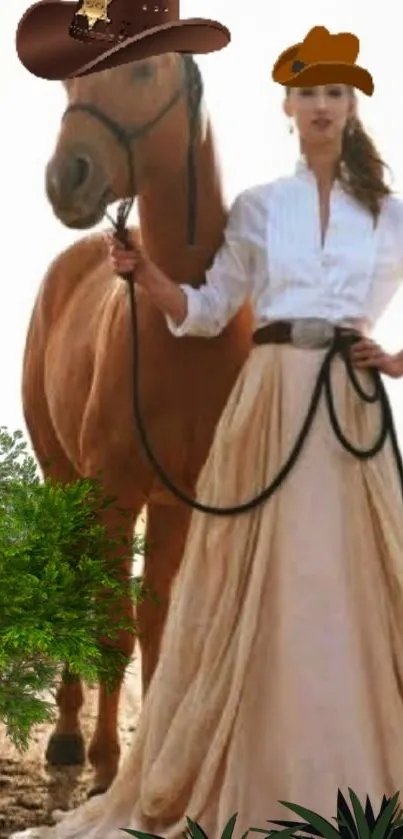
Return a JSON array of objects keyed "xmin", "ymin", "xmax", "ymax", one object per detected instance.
[{"xmin": 165, "ymin": 191, "xmax": 254, "ymax": 338}]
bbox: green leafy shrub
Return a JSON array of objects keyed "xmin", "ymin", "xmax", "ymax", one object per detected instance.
[
  {"xmin": 0, "ymin": 426, "xmax": 144, "ymax": 750},
  {"xmin": 122, "ymin": 788, "xmax": 403, "ymax": 839},
  {"xmin": 265, "ymin": 788, "xmax": 403, "ymax": 839}
]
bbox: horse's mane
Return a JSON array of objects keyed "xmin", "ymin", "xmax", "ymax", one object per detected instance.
[{"xmin": 182, "ymin": 54, "xmax": 204, "ymax": 120}]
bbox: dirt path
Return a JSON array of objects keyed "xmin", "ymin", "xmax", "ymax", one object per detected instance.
[
  {"xmin": 0, "ymin": 656, "xmax": 142, "ymax": 837},
  {"xmin": 0, "ymin": 518, "xmax": 145, "ymax": 838}
]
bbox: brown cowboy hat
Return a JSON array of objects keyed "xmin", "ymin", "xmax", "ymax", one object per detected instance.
[
  {"xmin": 16, "ymin": 0, "xmax": 231, "ymax": 80},
  {"xmin": 272, "ymin": 25, "xmax": 374, "ymax": 96}
]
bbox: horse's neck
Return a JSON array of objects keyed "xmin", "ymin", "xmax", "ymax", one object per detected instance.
[{"xmin": 137, "ymin": 120, "xmax": 227, "ymax": 285}]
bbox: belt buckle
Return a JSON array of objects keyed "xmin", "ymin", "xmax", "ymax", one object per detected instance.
[{"xmin": 290, "ymin": 318, "xmax": 335, "ymax": 349}]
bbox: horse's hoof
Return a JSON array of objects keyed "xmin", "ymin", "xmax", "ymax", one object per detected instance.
[
  {"xmin": 87, "ymin": 785, "xmax": 108, "ymax": 799},
  {"xmin": 45, "ymin": 732, "xmax": 86, "ymax": 766}
]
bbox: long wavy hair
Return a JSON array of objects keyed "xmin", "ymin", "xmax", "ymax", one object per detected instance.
[{"xmin": 286, "ymin": 86, "xmax": 392, "ymax": 223}]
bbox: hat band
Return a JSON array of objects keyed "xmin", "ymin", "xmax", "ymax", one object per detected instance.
[
  {"xmin": 70, "ymin": 2, "xmax": 174, "ymax": 44},
  {"xmin": 291, "ymin": 59, "xmax": 306, "ymax": 73}
]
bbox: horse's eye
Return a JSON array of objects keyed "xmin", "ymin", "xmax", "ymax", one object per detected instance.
[{"xmin": 132, "ymin": 62, "xmax": 154, "ymax": 81}]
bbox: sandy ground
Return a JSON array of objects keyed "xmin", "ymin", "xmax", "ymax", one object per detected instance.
[
  {"xmin": 0, "ymin": 517, "xmax": 146, "ymax": 838},
  {"xmin": 0, "ymin": 656, "xmax": 142, "ymax": 837}
]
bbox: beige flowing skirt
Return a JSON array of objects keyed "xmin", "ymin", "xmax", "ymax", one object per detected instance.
[{"xmin": 12, "ymin": 344, "xmax": 403, "ymax": 839}]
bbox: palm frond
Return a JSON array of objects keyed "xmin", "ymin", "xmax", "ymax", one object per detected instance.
[
  {"xmin": 336, "ymin": 789, "xmax": 359, "ymax": 839},
  {"xmin": 220, "ymin": 814, "xmax": 239, "ymax": 838},
  {"xmin": 275, "ymin": 801, "xmax": 341, "ymax": 839},
  {"xmin": 267, "ymin": 820, "xmax": 323, "ymax": 836},
  {"xmin": 121, "ymin": 831, "xmax": 164, "ymax": 838},
  {"xmin": 121, "ymin": 790, "xmax": 403, "ymax": 839},
  {"xmin": 184, "ymin": 817, "xmax": 209, "ymax": 839},
  {"xmin": 378, "ymin": 793, "xmax": 403, "ymax": 829},
  {"xmin": 247, "ymin": 827, "xmax": 299, "ymax": 838},
  {"xmin": 372, "ymin": 794, "xmax": 401, "ymax": 839},
  {"xmin": 364, "ymin": 798, "xmax": 377, "ymax": 833},
  {"xmin": 347, "ymin": 788, "xmax": 371, "ymax": 839},
  {"xmin": 266, "ymin": 790, "xmax": 403, "ymax": 839}
]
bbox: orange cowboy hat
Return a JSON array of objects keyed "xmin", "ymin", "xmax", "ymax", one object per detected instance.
[
  {"xmin": 16, "ymin": 0, "xmax": 230, "ymax": 80},
  {"xmin": 272, "ymin": 26, "xmax": 374, "ymax": 96}
]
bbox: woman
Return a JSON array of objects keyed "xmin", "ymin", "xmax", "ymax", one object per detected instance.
[{"xmin": 11, "ymin": 82, "xmax": 403, "ymax": 839}]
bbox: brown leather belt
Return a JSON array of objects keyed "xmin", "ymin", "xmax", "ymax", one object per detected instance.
[{"xmin": 253, "ymin": 319, "xmax": 361, "ymax": 350}]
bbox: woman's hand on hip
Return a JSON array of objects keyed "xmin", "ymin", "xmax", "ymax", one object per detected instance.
[{"xmin": 350, "ymin": 337, "xmax": 403, "ymax": 378}]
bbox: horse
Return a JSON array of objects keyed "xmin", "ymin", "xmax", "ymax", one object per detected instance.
[{"xmin": 23, "ymin": 52, "xmax": 252, "ymax": 796}]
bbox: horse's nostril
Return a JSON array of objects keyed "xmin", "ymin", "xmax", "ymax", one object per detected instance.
[
  {"xmin": 71, "ymin": 154, "xmax": 92, "ymax": 190},
  {"xmin": 46, "ymin": 153, "xmax": 93, "ymax": 204}
]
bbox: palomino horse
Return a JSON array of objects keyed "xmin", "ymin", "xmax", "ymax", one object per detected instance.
[{"xmin": 23, "ymin": 53, "xmax": 252, "ymax": 795}]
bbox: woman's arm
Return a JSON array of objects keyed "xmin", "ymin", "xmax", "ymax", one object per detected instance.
[
  {"xmin": 165, "ymin": 192, "xmax": 255, "ymax": 338},
  {"xmin": 132, "ymin": 262, "xmax": 189, "ymax": 328},
  {"xmin": 107, "ymin": 237, "xmax": 189, "ymax": 325},
  {"xmin": 108, "ymin": 190, "xmax": 257, "ymax": 338},
  {"xmin": 347, "ymin": 195, "xmax": 403, "ymax": 379}
]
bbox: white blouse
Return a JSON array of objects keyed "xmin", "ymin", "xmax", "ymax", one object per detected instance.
[{"xmin": 166, "ymin": 156, "xmax": 403, "ymax": 338}]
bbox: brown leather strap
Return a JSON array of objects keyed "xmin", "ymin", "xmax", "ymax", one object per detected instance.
[
  {"xmin": 253, "ymin": 321, "xmax": 360, "ymax": 347},
  {"xmin": 253, "ymin": 322, "xmax": 293, "ymax": 345}
]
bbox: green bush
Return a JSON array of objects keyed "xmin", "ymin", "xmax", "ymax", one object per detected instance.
[{"xmin": 0, "ymin": 426, "xmax": 144, "ymax": 750}]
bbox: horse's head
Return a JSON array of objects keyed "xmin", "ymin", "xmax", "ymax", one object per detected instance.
[{"xmin": 46, "ymin": 54, "xmax": 202, "ymax": 229}]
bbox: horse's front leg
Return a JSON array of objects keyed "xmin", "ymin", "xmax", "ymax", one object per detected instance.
[
  {"xmin": 45, "ymin": 666, "xmax": 85, "ymax": 766},
  {"xmin": 87, "ymin": 503, "xmax": 139, "ymax": 797}
]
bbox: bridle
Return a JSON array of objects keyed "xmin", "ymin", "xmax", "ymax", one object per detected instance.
[{"xmin": 62, "ymin": 54, "xmax": 202, "ymax": 243}]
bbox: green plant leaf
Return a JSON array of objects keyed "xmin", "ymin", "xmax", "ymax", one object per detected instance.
[
  {"xmin": 364, "ymin": 799, "xmax": 377, "ymax": 833},
  {"xmin": 371, "ymin": 794, "xmax": 400, "ymax": 839},
  {"xmin": 337, "ymin": 813, "xmax": 360, "ymax": 839},
  {"xmin": 220, "ymin": 813, "xmax": 239, "ymax": 839},
  {"xmin": 121, "ymin": 831, "xmax": 163, "ymax": 838},
  {"xmin": 336, "ymin": 790, "xmax": 359, "ymax": 839},
  {"xmin": 185, "ymin": 817, "xmax": 209, "ymax": 839},
  {"xmin": 277, "ymin": 802, "xmax": 341, "ymax": 839},
  {"xmin": 246, "ymin": 827, "xmax": 298, "ymax": 838},
  {"xmin": 269, "ymin": 820, "xmax": 323, "ymax": 836},
  {"xmin": 376, "ymin": 793, "xmax": 403, "ymax": 839},
  {"xmin": 347, "ymin": 789, "xmax": 371, "ymax": 839}
]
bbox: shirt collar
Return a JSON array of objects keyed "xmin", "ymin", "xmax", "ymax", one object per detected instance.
[{"xmin": 294, "ymin": 153, "xmax": 347, "ymax": 191}]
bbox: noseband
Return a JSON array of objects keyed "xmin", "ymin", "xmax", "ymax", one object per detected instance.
[{"xmin": 62, "ymin": 54, "xmax": 203, "ymax": 244}]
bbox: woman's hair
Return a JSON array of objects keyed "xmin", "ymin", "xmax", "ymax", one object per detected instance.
[
  {"xmin": 340, "ymin": 112, "xmax": 391, "ymax": 223},
  {"xmin": 286, "ymin": 86, "xmax": 392, "ymax": 223}
]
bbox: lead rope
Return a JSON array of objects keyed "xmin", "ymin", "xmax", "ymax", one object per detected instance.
[{"xmin": 110, "ymin": 224, "xmax": 403, "ymax": 517}]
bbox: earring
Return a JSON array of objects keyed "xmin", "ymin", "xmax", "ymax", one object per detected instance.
[
  {"xmin": 288, "ymin": 119, "xmax": 294, "ymax": 135},
  {"xmin": 347, "ymin": 119, "xmax": 355, "ymax": 136}
]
